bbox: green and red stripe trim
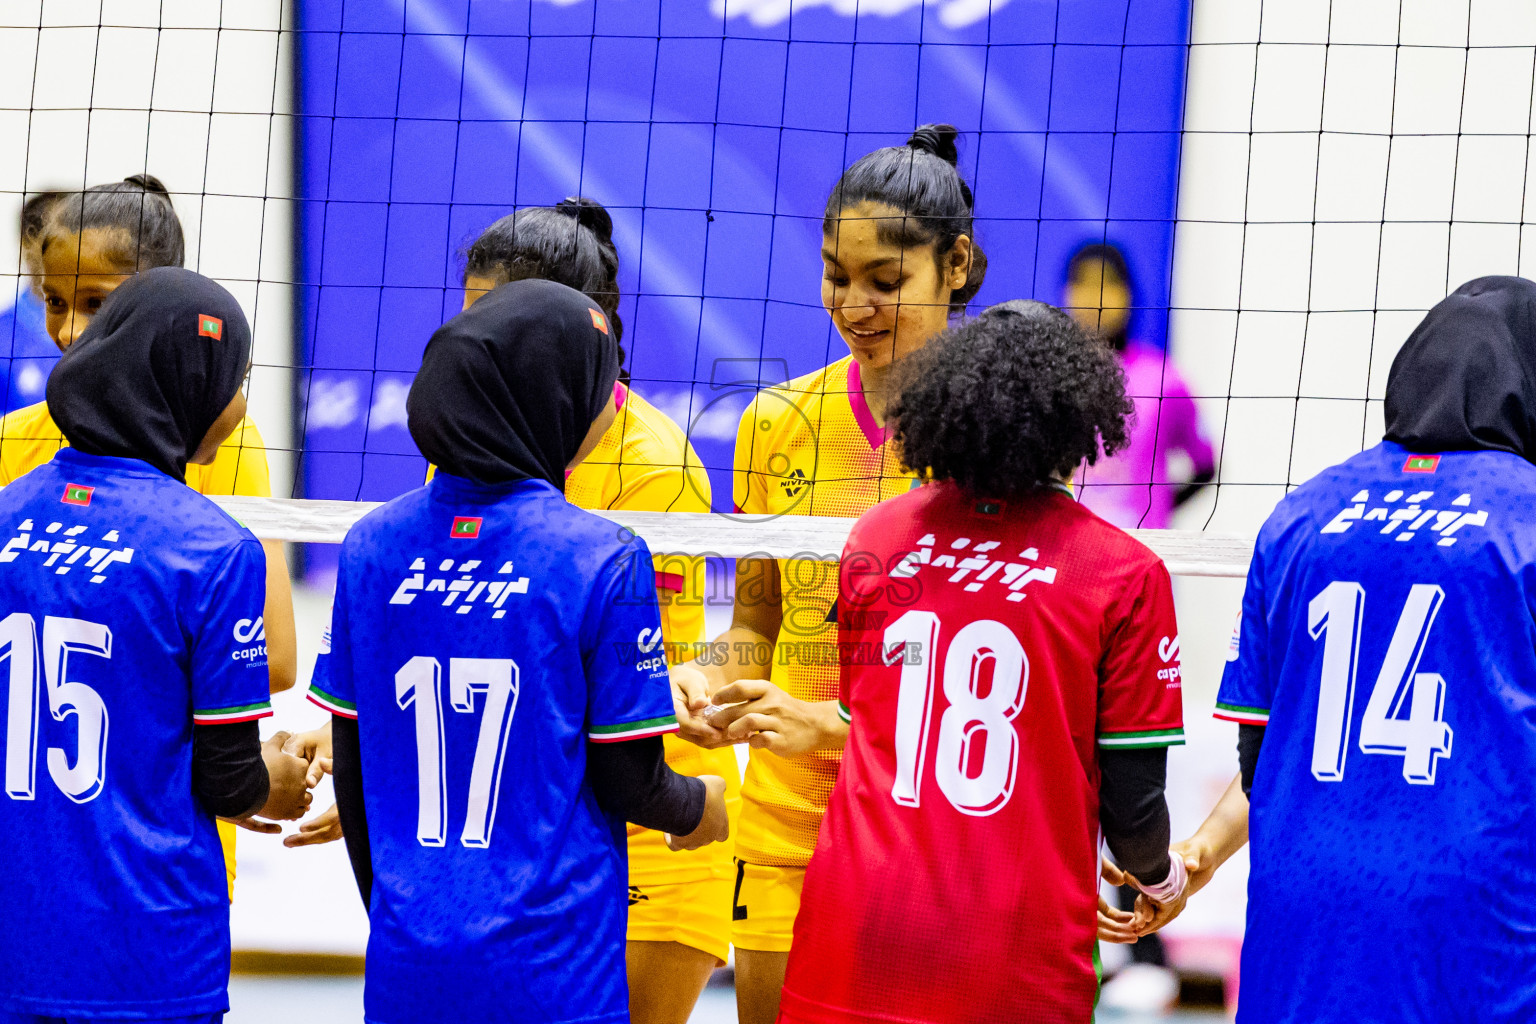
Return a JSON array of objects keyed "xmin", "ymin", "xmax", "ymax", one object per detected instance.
[
  {"xmin": 1097, "ymin": 726, "xmax": 1186, "ymax": 749},
  {"xmin": 837, "ymin": 700, "xmax": 852, "ymax": 724},
  {"xmin": 193, "ymin": 701, "xmax": 273, "ymax": 724},
  {"xmin": 307, "ymin": 685, "xmax": 358, "ymax": 720},
  {"xmin": 589, "ymin": 715, "xmax": 679, "ymax": 743},
  {"xmin": 1213, "ymin": 701, "xmax": 1271, "ymax": 725}
]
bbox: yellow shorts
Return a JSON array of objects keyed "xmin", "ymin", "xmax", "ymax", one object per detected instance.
[
  {"xmin": 730, "ymin": 860, "xmax": 806, "ymax": 953},
  {"xmin": 624, "ymin": 740, "xmax": 741, "ymax": 963},
  {"xmin": 219, "ymin": 819, "xmax": 236, "ymax": 900}
]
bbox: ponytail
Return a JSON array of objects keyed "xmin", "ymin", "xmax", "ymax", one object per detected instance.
[
  {"xmin": 824, "ymin": 123, "xmax": 986, "ymax": 314},
  {"xmin": 463, "ymin": 197, "xmax": 626, "ymax": 359}
]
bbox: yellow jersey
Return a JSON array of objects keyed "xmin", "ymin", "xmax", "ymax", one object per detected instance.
[
  {"xmin": 0, "ymin": 401, "xmax": 272, "ymax": 499},
  {"xmin": 732, "ymin": 355, "xmax": 917, "ymax": 865},
  {"xmin": 0, "ymin": 400, "xmax": 271, "ymax": 898},
  {"xmin": 567, "ymin": 385, "xmax": 740, "ymax": 844}
]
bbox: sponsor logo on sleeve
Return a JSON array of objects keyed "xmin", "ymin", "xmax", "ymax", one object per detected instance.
[
  {"xmin": 451, "ymin": 516, "xmax": 482, "ymax": 539},
  {"xmin": 1157, "ymin": 635, "xmax": 1181, "ymax": 686},
  {"xmin": 231, "ymin": 616, "xmax": 268, "ymax": 664},
  {"xmin": 634, "ymin": 626, "xmax": 667, "ymax": 674},
  {"xmin": 62, "ymin": 484, "xmax": 93, "ymax": 506},
  {"xmin": 198, "ymin": 315, "xmax": 224, "ymax": 340}
]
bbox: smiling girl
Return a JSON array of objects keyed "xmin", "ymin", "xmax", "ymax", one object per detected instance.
[{"xmin": 669, "ymin": 124, "xmax": 985, "ymax": 1024}]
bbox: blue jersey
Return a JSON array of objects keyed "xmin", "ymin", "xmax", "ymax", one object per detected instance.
[
  {"xmin": 0, "ymin": 290, "xmax": 59, "ymax": 413},
  {"xmin": 1218, "ymin": 441, "xmax": 1536, "ymax": 1023},
  {"xmin": 0, "ymin": 449, "xmax": 271, "ymax": 1018},
  {"xmin": 309, "ymin": 473, "xmax": 678, "ymax": 1024}
]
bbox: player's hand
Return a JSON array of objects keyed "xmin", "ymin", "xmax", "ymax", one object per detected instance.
[
  {"xmin": 1131, "ymin": 841, "xmax": 1206, "ymax": 936},
  {"xmin": 1097, "ymin": 856, "xmax": 1140, "ymax": 944},
  {"xmin": 666, "ymin": 775, "xmax": 729, "ymax": 851},
  {"xmin": 255, "ymin": 731, "xmax": 314, "ymax": 822},
  {"xmin": 671, "ymin": 663, "xmax": 728, "ymax": 749},
  {"xmin": 706, "ymin": 680, "xmax": 837, "ymax": 756},
  {"xmin": 284, "ymin": 801, "xmax": 344, "ymax": 847},
  {"xmin": 283, "ymin": 724, "xmax": 334, "ymax": 788}
]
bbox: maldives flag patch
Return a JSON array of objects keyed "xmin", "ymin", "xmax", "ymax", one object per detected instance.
[
  {"xmin": 62, "ymin": 483, "xmax": 93, "ymax": 506},
  {"xmin": 198, "ymin": 315, "xmax": 223, "ymax": 340},
  {"xmin": 589, "ymin": 308, "xmax": 609, "ymax": 335},
  {"xmin": 1404, "ymin": 455, "xmax": 1440, "ymax": 473},
  {"xmin": 451, "ymin": 516, "xmax": 482, "ymax": 539}
]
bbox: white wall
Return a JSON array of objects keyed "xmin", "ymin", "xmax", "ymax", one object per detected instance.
[{"xmin": 0, "ymin": 0, "xmax": 294, "ymax": 495}]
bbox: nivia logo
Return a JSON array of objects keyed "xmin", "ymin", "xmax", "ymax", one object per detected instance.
[
  {"xmin": 1403, "ymin": 455, "xmax": 1440, "ymax": 473},
  {"xmin": 198, "ymin": 315, "xmax": 223, "ymax": 340},
  {"xmin": 451, "ymin": 516, "xmax": 483, "ymax": 539},
  {"xmin": 62, "ymin": 483, "xmax": 93, "ymax": 507},
  {"xmin": 780, "ymin": 468, "xmax": 808, "ymax": 497},
  {"xmin": 233, "ymin": 617, "xmax": 266, "ymax": 644}
]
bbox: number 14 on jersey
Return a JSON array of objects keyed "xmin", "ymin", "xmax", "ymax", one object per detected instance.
[{"xmin": 1309, "ymin": 582, "xmax": 1453, "ymax": 785}]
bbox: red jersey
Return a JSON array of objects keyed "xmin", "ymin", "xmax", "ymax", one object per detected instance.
[{"xmin": 779, "ymin": 482, "xmax": 1185, "ymax": 1024}]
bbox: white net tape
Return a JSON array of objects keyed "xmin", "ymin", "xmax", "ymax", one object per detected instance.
[{"xmin": 211, "ymin": 497, "xmax": 1255, "ymax": 578}]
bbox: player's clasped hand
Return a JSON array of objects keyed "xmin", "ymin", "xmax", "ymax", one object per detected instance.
[
  {"xmin": 670, "ymin": 663, "xmax": 729, "ymax": 748},
  {"xmin": 1096, "ymin": 856, "xmax": 1141, "ymax": 944},
  {"xmin": 664, "ymin": 775, "xmax": 730, "ymax": 852},
  {"xmin": 229, "ymin": 731, "xmax": 315, "ymax": 834},
  {"xmin": 280, "ymin": 726, "xmax": 345, "ymax": 847},
  {"xmin": 705, "ymin": 679, "xmax": 828, "ymax": 756}
]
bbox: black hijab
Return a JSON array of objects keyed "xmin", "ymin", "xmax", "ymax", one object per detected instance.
[
  {"xmin": 1384, "ymin": 276, "xmax": 1536, "ymax": 462},
  {"xmin": 408, "ymin": 277, "xmax": 620, "ymax": 487},
  {"xmin": 48, "ymin": 266, "xmax": 253, "ymax": 483}
]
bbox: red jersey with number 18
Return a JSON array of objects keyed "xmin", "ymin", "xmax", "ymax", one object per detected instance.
[{"xmin": 779, "ymin": 481, "xmax": 1185, "ymax": 1024}]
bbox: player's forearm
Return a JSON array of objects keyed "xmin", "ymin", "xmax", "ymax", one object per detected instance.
[
  {"xmin": 693, "ymin": 623, "xmax": 777, "ymax": 689},
  {"xmin": 587, "ymin": 735, "xmax": 706, "ymax": 836},
  {"xmin": 1099, "ymin": 747, "xmax": 1173, "ymax": 884},
  {"xmin": 261, "ymin": 539, "xmax": 297, "ymax": 693},
  {"xmin": 331, "ymin": 714, "xmax": 373, "ymax": 906},
  {"xmin": 192, "ymin": 720, "xmax": 269, "ymax": 818},
  {"xmin": 1187, "ymin": 772, "xmax": 1250, "ymax": 874}
]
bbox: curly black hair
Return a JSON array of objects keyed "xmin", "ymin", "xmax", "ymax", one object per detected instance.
[{"xmin": 889, "ymin": 300, "xmax": 1133, "ymax": 498}]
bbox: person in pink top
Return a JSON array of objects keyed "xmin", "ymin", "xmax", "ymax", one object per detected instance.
[{"xmin": 1063, "ymin": 242, "xmax": 1216, "ymax": 531}]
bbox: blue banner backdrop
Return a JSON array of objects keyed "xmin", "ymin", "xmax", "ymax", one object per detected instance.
[{"xmin": 295, "ymin": 0, "xmax": 1190, "ymax": 526}]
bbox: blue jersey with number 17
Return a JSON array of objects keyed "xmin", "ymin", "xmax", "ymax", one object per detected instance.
[
  {"xmin": 309, "ymin": 472, "xmax": 678, "ymax": 1024},
  {"xmin": 1218, "ymin": 440, "xmax": 1536, "ymax": 1024}
]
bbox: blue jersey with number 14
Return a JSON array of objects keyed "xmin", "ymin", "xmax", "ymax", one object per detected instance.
[
  {"xmin": 309, "ymin": 472, "xmax": 678, "ymax": 1024},
  {"xmin": 1218, "ymin": 441, "xmax": 1536, "ymax": 1024}
]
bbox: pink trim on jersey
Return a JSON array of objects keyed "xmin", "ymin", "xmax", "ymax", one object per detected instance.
[
  {"xmin": 655, "ymin": 570, "xmax": 686, "ymax": 593},
  {"xmin": 845, "ymin": 359, "xmax": 889, "ymax": 451},
  {"xmin": 614, "ymin": 381, "xmax": 627, "ymax": 412}
]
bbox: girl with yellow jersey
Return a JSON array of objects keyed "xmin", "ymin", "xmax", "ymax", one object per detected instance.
[
  {"xmin": 0, "ymin": 175, "xmax": 297, "ymax": 897},
  {"xmin": 670, "ymin": 125, "xmax": 986, "ymax": 1024},
  {"xmin": 288, "ymin": 198, "xmax": 740, "ymax": 1024}
]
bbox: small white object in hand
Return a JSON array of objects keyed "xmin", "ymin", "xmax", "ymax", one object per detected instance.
[{"xmin": 702, "ymin": 704, "xmax": 728, "ymax": 721}]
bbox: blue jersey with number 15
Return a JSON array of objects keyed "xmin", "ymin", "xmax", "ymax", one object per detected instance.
[
  {"xmin": 0, "ymin": 449, "xmax": 272, "ymax": 1019},
  {"xmin": 1218, "ymin": 440, "xmax": 1536, "ymax": 1024},
  {"xmin": 309, "ymin": 472, "xmax": 677, "ymax": 1024}
]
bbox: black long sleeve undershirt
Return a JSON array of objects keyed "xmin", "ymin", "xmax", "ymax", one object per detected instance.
[
  {"xmin": 331, "ymin": 714, "xmax": 372, "ymax": 906},
  {"xmin": 1238, "ymin": 723, "xmax": 1264, "ymax": 797},
  {"xmin": 1100, "ymin": 746, "xmax": 1172, "ymax": 885},
  {"xmin": 587, "ymin": 735, "xmax": 707, "ymax": 836},
  {"xmin": 191, "ymin": 720, "xmax": 268, "ymax": 819},
  {"xmin": 328, "ymin": 717, "xmax": 705, "ymax": 909}
]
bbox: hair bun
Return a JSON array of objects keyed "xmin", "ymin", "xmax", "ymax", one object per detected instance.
[
  {"xmin": 555, "ymin": 196, "xmax": 615, "ymax": 245},
  {"xmin": 906, "ymin": 124, "xmax": 960, "ymax": 167},
  {"xmin": 123, "ymin": 173, "xmax": 172, "ymax": 198}
]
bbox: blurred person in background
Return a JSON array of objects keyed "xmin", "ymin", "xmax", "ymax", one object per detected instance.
[
  {"xmin": 0, "ymin": 191, "xmax": 65, "ymax": 414},
  {"xmin": 1063, "ymin": 241, "xmax": 1216, "ymax": 531},
  {"xmin": 1062, "ymin": 240, "xmax": 1214, "ymax": 1015}
]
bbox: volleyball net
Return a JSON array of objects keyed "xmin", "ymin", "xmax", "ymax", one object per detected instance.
[{"xmin": 6, "ymin": 1, "xmax": 1536, "ymax": 580}]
